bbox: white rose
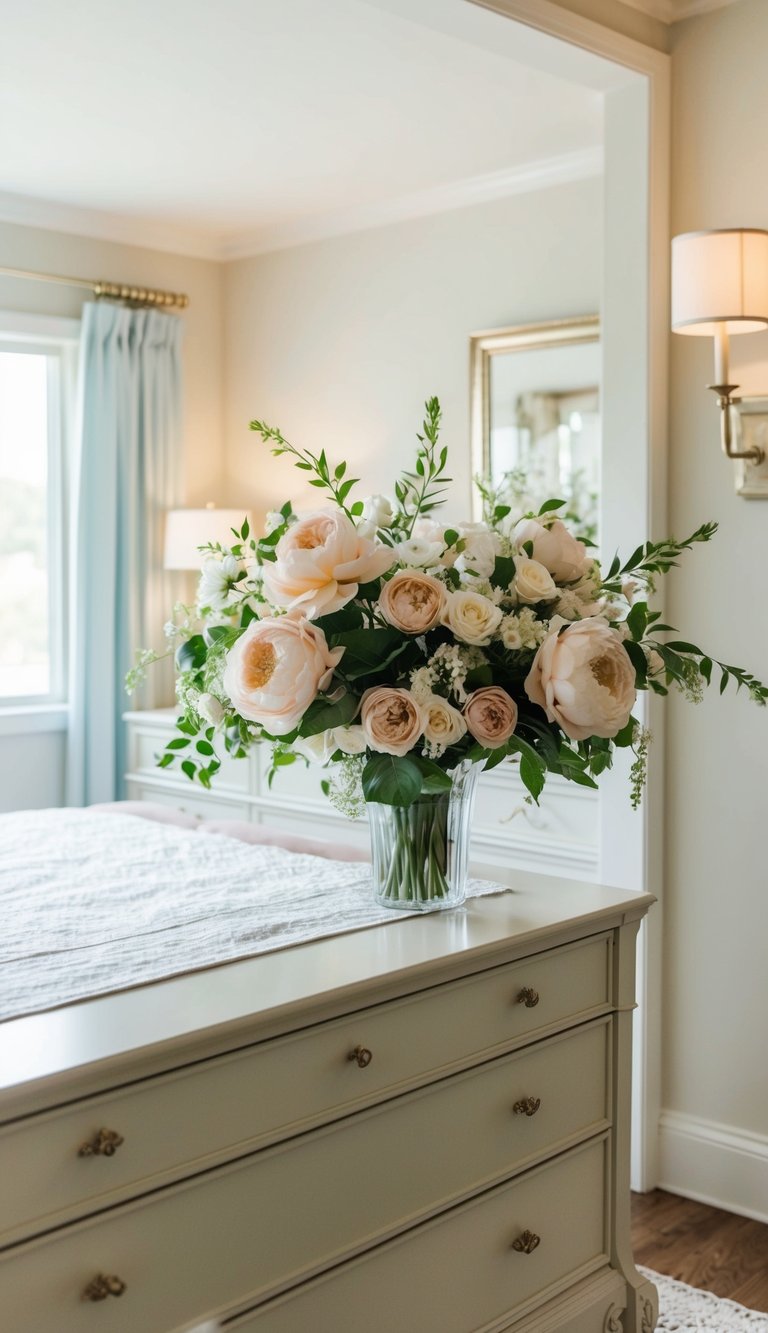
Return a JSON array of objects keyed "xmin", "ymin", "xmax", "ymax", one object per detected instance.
[
  {"xmin": 513, "ymin": 517, "xmax": 588, "ymax": 583},
  {"xmin": 411, "ymin": 517, "xmax": 445, "ymax": 544},
  {"xmin": 454, "ymin": 523, "xmax": 499, "ymax": 582},
  {"xmin": 422, "ymin": 694, "xmax": 467, "ymax": 750},
  {"xmin": 361, "ymin": 494, "xmax": 393, "ymax": 530},
  {"xmin": 524, "ymin": 616, "xmax": 636, "ymax": 741},
  {"xmin": 395, "ymin": 537, "xmax": 445, "ymax": 568},
  {"xmin": 293, "ymin": 730, "xmax": 339, "ymax": 766},
  {"xmin": 442, "ymin": 589, "xmax": 503, "ymax": 646},
  {"xmin": 334, "ymin": 724, "xmax": 367, "ymax": 755},
  {"xmin": 197, "ymin": 693, "xmax": 225, "ymax": 726},
  {"xmin": 513, "ymin": 555, "xmax": 558, "ymax": 605}
]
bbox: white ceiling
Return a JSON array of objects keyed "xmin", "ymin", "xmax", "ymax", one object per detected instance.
[{"xmin": 0, "ymin": 0, "xmax": 610, "ymax": 260}]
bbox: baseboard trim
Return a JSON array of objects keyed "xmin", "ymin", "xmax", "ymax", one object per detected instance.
[{"xmin": 658, "ymin": 1109, "xmax": 768, "ymax": 1223}]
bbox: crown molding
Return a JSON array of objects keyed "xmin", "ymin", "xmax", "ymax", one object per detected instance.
[
  {"xmin": 0, "ymin": 190, "xmax": 223, "ymax": 262},
  {"xmin": 220, "ymin": 146, "xmax": 604, "ymax": 261},
  {"xmin": 617, "ymin": 0, "xmax": 739, "ymax": 20},
  {"xmin": 0, "ymin": 146, "xmax": 603, "ymax": 265}
]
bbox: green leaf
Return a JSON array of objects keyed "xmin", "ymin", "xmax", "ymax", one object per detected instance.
[
  {"xmin": 411, "ymin": 755, "xmax": 452, "ymax": 793},
  {"xmin": 443, "ymin": 528, "xmax": 459, "ymax": 547},
  {"xmin": 614, "ymin": 717, "xmax": 636, "ymax": 748},
  {"xmin": 241, "ymin": 517, "xmax": 250, "ymax": 540},
  {"xmin": 313, "ymin": 605, "xmax": 364, "ymax": 638},
  {"xmin": 337, "ymin": 627, "xmax": 408, "ymax": 679},
  {"xmin": 175, "ymin": 635, "xmax": 206, "ymax": 673},
  {"xmin": 196, "ymin": 740, "xmax": 215, "ymax": 756},
  {"xmin": 665, "ymin": 640, "xmax": 702, "ymax": 655},
  {"xmin": 204, "ymin": 625, "xmax": 238, "ymax": 647},
  {"xmin": 490, "ymin": 555, "xmax": 516, "ymax": 590},
  {"xmin": 626, "ymin": 601, "xmax": 648, "ymax": 642},
  {"xmin": 700, "ymin": 656, "xmax": 713, "ymax": 684},
  {"xmin": 166, "ymin": 737, "xmax": 191, "ymax": 750},
  {"xmin": 298, "ymin": 691, "xmax": 359, "ymax": 737},
  {"xmin": 538, "ymin": 498, "xmax": 566, "ymax": 515},
  {"xmin": 361, "ymin": 754, "xmax": 422, "ymax": 806},
  {"xmin": 623, "ymin": 639, "xmax": 648, "ymax": 686},
  {"xmin": 181, "ymin": 759, "xmax": 197, "ymax": 781},
  {"xmin": 157, "ymin": 753, "xmax": 175, "ymax": 769},
  {"xmin": 520, "ymin": 753, "xmax": 545, "ymax": 803}
]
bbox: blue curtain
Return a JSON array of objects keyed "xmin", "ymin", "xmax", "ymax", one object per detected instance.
[{"xmin": 67, "ymin": 302, "xmax": 184, "ymax": 805}]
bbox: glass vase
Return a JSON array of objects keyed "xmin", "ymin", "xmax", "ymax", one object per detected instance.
[{"xmin": 368, "ymin": 760, "xmax": 481, "ymax": 911}]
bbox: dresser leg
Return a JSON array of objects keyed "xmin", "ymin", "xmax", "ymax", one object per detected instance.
[{"xmin": 620, "ymin": 1277, "xmax": 658, "ymax": 1332}]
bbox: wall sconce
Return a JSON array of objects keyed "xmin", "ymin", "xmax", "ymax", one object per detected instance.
[
  {"xmin": 672, "ymin": 228, "xmax": 768, "ymax": 495},
  {"xmin": 164, "ymin": 503, "xmax": 250, "ymax": 570}
]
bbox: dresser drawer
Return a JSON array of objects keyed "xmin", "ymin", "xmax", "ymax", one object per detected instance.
[
  {"xmin": 0, "ymin": 1112, "xmax": 608, "ymax": 1333},
  {"xmin": 0, "ymin": 936, "xmax": 610, "ymax": 1247},
  {"xmin": 237, "ymin": 1137, "xmax": 608, "ymax": 1333},
  {"xmin": 123, "ymin": 780, "xmax": 251, "ymax": 822}
]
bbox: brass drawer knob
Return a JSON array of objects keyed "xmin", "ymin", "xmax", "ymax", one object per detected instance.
[
  {"xmin": 512, "ymin": 1229, "xmax": 541, "ymax": 1255},
  {"xmin": 516, "ymin": 986, "xmax": 540, "ymax": 1009},
  {"xmin": 513, "ymin": 1096, "xmax": 541, "ymax": 1117},
  {"xmin": 82, "ymin": 1274, "xmax": 127, "ymax": 1301},
  {"xmin": 78, "ymin": 1128, "xmax": 124, "ymax": 1157},
  {"xmin": 348, "ymin": 1045, "xmax": 373, "ymax": 1068}
]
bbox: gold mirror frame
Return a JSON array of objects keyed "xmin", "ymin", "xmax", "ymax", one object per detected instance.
[{"xmin": 469, "ymin": 315, "xmax": 600, "ymax": 519}]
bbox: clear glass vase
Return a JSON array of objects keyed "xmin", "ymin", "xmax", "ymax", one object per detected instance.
[{"xmin": 368, "ymin": 760, "xmax": 481, "ymax": 911}]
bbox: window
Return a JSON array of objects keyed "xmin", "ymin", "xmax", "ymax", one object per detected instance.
[{"xmin": 0, "ymin": 315, "xmax": 78, "ymax": 704}]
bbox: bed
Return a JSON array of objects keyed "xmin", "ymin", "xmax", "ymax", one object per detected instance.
[{"xmin": 0, "ymin": 803, "xmax": 657, "ymax": 1332}]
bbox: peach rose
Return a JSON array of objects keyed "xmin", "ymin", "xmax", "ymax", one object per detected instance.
[
  {"xmin": 223, "ymin": 616, "xmax": 344, "ymax": 736},
  {"xmin": 379, "ymin": 570, "xmax": 446, "ymax": 634},
  {"xmin": 262, "ymin": 508, "xmax": 394, "ymax": 619},
  {"xmin": 524, "ymin": 616, "xmax": 636, "ymax": 741},
  {"xmin": 513, "ymin": 517, "xmax": 588, "ymax": 583},
  {"xmin": 513, "ymin": 555, "xmax": 558, "ymax": 605},
  {"xmin": 360, "ymin": 686, "xmax": 424, "ymax": 757},
  {"xmin": 464, "ymin": 687, "xmax": 518, "ymax": 750}
]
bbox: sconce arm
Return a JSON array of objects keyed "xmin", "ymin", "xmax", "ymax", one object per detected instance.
[{"xmin": 707, "ymin": 384, "xmax": 765, "ymax": 464}]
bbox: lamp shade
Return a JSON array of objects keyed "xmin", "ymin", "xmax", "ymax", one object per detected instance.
[
  {"xmin": 672, "ymin": 229, "xmax": 768, "ymax": 336},
  {"xmin": 164, "ymin": 506, "xmax": 251, "ymax": 570}
]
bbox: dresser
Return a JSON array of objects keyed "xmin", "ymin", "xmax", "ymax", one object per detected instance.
[
  {"xmin": 124, "ymin": 707, "xmax": 600, "ymax": 879},
  {"xmin": 0, "ymin": 872, "xmax": 656, "ymax": 1332}
]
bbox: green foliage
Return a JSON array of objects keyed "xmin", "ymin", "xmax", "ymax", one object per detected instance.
[
  {"xmin": 392, "ymin": 398, "xmax": 452, "ymax": 536},
  {"xmin": 362, "ymin": 754, "xmax": 423, "ymax": 806},
  {"xmin": 249, "ymin": 420, "xmax": 360, "ymax": 518},
  {"xmin": 298, "ymin": 692, "xmax": 359, "ymax": 737}
]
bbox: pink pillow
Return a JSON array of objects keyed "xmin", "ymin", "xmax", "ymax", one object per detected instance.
[{"xmin": 198, "ymin": 819, "xmax": 370, "ymax": 863}]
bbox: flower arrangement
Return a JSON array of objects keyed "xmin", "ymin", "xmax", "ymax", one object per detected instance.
[{"xmin": 131, "ymin": 398, "xmax": 767, "ymax": 907}]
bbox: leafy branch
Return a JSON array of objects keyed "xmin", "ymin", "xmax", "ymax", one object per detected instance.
[
  {"xmin": 249, "ymin": 420, "xmax": 361, "ymax": 518},
  {"xmin": 601, "ymin": 521, "xmax": 718, "ymax": 594},
  {"xmin": 393, "ymin": 398, "xmax": 451, "ymax": 537}
]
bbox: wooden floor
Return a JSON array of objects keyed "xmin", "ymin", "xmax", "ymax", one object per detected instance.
[{"xmin": 631, "ymin": 1189, "xmax": 768, "ymax": 1315}]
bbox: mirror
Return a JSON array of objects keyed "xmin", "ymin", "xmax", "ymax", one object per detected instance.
[{"xmin": 470, "ymin": 316, "xmax": 601, "ymax": 543}]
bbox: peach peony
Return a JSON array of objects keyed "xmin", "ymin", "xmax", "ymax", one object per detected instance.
[
  {"xmin": 223, "ymin": 616, "xmax": 344, "ymax": 736},
  {"xmin": 513, "ymin": 517, "xmax": 588, "ymax": 584},
  {"xmin": 524, "ymin": 616, "xmax": 636, "ymax": 741},
  {"xmin": 360, "ymin": 686, "xmax": 424, "ymax": 757},
  {"xmin": 378, "ymin": 570, "xmax": 446, "ymax": 634},
  {"xmin": 262, "ymin": 509, "xmax": 394, "ymax": 619},
  {"xmin": 464, "ymin": 687, "xmax": 518, "ymax": 750}
]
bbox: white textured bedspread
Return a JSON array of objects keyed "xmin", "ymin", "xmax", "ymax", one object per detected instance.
[{"xmin": 0, "ymin": 809, "xmax": 501, "ymax": 1022}]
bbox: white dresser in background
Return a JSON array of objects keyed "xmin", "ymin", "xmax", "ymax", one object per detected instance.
[
  {"xmin": 0, "ymin": 871, "xmax": 656, "ymax": 1332},
  {"xmin": 124, "ymin": 708, "xmax": 600, "ymax": 878}
]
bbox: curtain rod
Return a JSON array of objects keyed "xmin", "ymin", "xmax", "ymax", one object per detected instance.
[{"xmin": 0, "ymin": 264, "xmax": 189, "ymax": 310}]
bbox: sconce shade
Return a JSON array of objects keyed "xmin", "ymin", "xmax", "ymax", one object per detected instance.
[
  {"xmin": 672, "ymin": 229, "xmax": 768, "ymax": 336},
  {"xmin": 164, "ymin": 506, "xmax": 250, "ymax": 570}
]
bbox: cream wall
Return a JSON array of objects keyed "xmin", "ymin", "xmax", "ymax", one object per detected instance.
[
  {"xmin": 222, "ymin": 176, "xmax": 602, "ymax": 522},
  {"xmin": 0, "ymin": 222, "xmax": 225, "ymax": 813},
  {"xmin": 659, "ymin": 0, "xmax": 768, "ymax": 1216}
]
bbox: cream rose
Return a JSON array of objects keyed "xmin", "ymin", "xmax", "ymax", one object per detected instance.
[
  {"xmin": 394, "ymin": 537, "xmax": 445, "ymax": 568},
  {"xmin": 513, "ymin": 517, "xmax": 588, "ymax": 583},
  {"xmin": 442, "ymin": 589, "xmax": 503, "ymax": 645},
  {"xmin": 223, "ymin": 616, "xmax": 344, "ymax": 737},
  {"xmin": 262, "ymin": 508, "xmax": 394, "ymax": 619},
  {"xmin": 513, "ymin": 555, "xmax": 558, "ymax": 605},
  {"xmin": 379, "ymin": 570, "xmax": 446, "ymax": 634},
  {"xmin": 197, "ymin": 693, "xmax": 225, "ymax": 727},
  {"xmin": 357, "ymin": 494, "xmax": 394, "ymax": 539},
  {"xmin": 360, "ymin": 686, "xmax": 424, "ymax": 757},
  {"xmin": 422, "ymin": 694, "xmax": 467, "ymax": 750},
  {"xmin": 464, "ymin": 687, "xmax": 518, "ymax": 750},
  {"xmin": 524, "ymin": 616, "xmax": 636, "ymax": 741}
]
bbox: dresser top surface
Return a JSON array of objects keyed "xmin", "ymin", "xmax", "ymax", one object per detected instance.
[{"xmin": 0, "ymin": 862, "xmax": 653, "ymax": 1110}]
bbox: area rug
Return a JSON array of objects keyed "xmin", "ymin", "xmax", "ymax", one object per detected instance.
[{"xmin": 640, "ymin": 1266, "xmax": 768, "ymax": 1331}]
